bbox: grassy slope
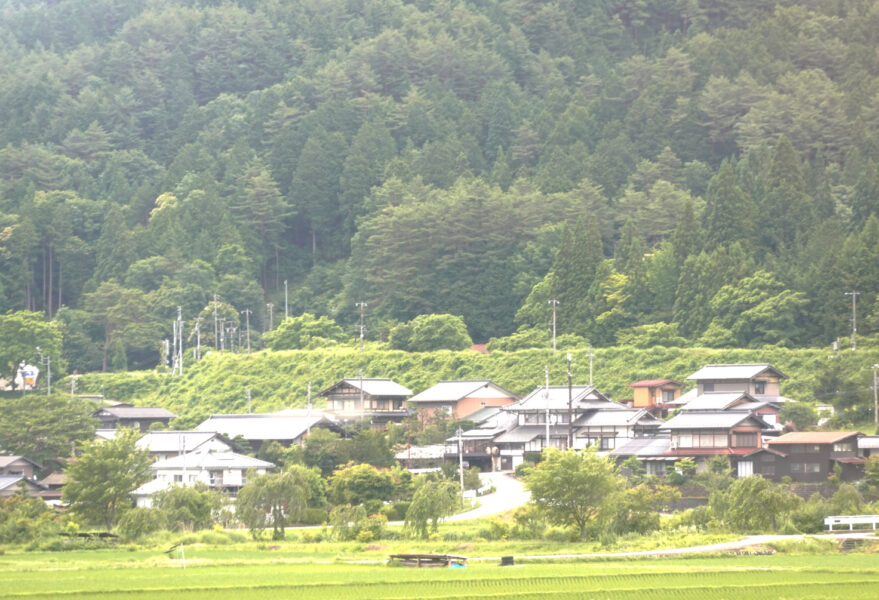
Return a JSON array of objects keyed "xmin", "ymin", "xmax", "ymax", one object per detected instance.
[{"xmin": 69, "ymin": 344, "xmax": 878, "ymax": 428}]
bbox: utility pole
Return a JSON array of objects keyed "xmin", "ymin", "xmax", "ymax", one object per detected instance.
[
  {"xmin": 241, "ymin": 309, "xmax": 252, "ymax": 355},
  {"xmin": 194, "ymin": 318, "xmax": 201, "ymax": 361},
  {"xmin": 267, "ymin": 303, "xmax": 274, "ymax": 331},
  {"xmin": 544, "ymin": 365, "xmax": 550, "ymax": 451},
  {"xmin": 213, "ymin": 294, "xmax": 219, "ymax": 350},
  {"xmin": 548, "ymin": 299, "xmax": 559, "ymax": 352},
  {"xmin": 872, "ymin": 364, "xmax": 878, "ymax": 430},
  {"xmin": 284, "ymin": 279, "xmax": 289, "ymax": 320},
  {"xmin": 845, "ymin": 291, "xmax": 860, "ymax": 351},
  {"xmin": 588, "ymin": 346, "xmax": 594, "ymax": 386},
  {"xmin": 36, "ymin": 347, "xmax": 51, "ymax": 395},
  {"xmin": 356, "ymin": 302, "xmax": 367, "ymax": 352},
  {"xmin": 246, "ymin": 388, "xmax": 252, "ymax": 413},
  {"xmin": 567, "ymin": 352, "xmax": 573, "ymax": 450}
]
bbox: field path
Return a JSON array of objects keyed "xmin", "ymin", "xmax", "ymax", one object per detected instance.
[{"xmin": 466, "ymin": 531, "xmax": 876, "ymax": 561}]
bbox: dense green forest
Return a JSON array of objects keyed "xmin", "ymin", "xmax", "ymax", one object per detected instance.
[{"xmin": 1, "ymin": 0, "xmax": 879, "ymax": 375}]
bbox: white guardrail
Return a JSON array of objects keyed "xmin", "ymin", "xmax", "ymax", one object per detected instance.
[{"xmin": 824, "ymin": 515, "xmax": 879, "ymax": 531}]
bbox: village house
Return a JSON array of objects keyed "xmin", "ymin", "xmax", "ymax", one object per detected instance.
[
  {"xmin": 743, "ymin": 431, "xmax": 866, "ymax": 482},
  {"xmin": 686, "ymin": 363, "xmax": 791, "ymax": 402},
  {"xmin": 194, "ymin": 411, "xmax": 340, "ymax": 454},
  {"xmin": 491, "ymin": 385, "xmax": 661, "ymax": 471},
  {"xmin": 131, "ymin": 451, "xmax": 275, "ymax": 508},
  {"xmin": 629, "ymin": 379, "xmax": 681, "ymax": 417},
  {"xmin": 407, "ymin": 380, "xmax": 518, "ymax": 420},
  {"xmin": 136, "ymin": 431, "xmax": 238, "ymax": 462},
  {"xmin": 0, "ymin": 456, "xmax": 42, "ymax": 480},
  {"xmin": 318, "ymin": 378, "xmax": 412, "ymax": 426},
  {"xmin": 0, "ymin": 475, "xmax": 44, "ymax": 499},
  {"xmin": 92, "ymin": 403, "xmax": 176, "ymax": 432}
]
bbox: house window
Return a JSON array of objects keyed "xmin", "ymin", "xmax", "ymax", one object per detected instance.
[
  {"xmin": 209, "ymin": 470, "xmax": 222, "ymax": 486},
  {"xmin": 760, "ymin": 464, "xmax": 775, "ymax": 476},
  {"xmin": 662, "ymin": 389, "xmax": 675, "ymax": 403},
  {"xmin": 703, "ymin": 383, "xmax": 715, "ymax": 392},
  {"xmin": 173, "ymin": 474, "xmax": 183, "ymax": 482},
  {"xmin": 791, "ymin": 463, "xmax": 821, "ymax": 473},
  {"xmin": 599, "ymin": 437, "xmax": 616, "ymax": 450},
  {"xmin": 524, "ymin": 413, "xmax": 537, "ymax": 424},
  {"xmin": 677, "ymin": 433, "xmax": 693, "ymax": 448},
  {"xmin": 801, "ymin": 444, "xmax": 821, "ymax": 453},
  {"xmin": 733, "ymin": 433, "xmax": 758, "ymax": 448},
  {"xmin": 833, "ymin": 442, "xmax": 854, "ymax": 452},
  {"xmin": 754, "ymin": 380, "xmax": 766, "ymax": 394}
]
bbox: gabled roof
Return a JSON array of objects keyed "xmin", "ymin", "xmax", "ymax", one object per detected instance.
[
  {"xmin": 0, "ymin": 455, "xmax": 43, "ymax": 470},
  {"xmin": 136, "ymin": 431, "xmax": 235, "ymax": 454},
  {"xmin": 681, "ymin": 392, "xmax": 756, "ymax": 412},
  {"xmin": 611, "ymin": 435, "xmax": 673, "ymax": 457},
  {"xmin": 509, "ymin": 385, "xmax": 610, "ymax": 412},
  {"xmin": 630, "ymin": 379, "xmax": 681, "ymax": 388},
  {"xmin": 460, "ymin": 405, "xmax": 503, "ymax": 423},
  {"xmin": 0, "ymin": 475, "xmax": 43, "ymax": 492},
  {"xmin": 494, "ymin": 425, "xmax": 569, "ymax": 443},
  {"xmin": 445, "ymin": 427, "xmax": 508, "ymax": 442},
  {"xmin": 767, "ymin": 431, "xmax": 862, "ymax": 445},
  {"xmin": 318, "ymin": 378, "xmax": 412, "ymax": 397},
  {"xmin": 687, "ymin": 364, "xmax": 788, "ymax": 381},
  {"xmin": 408, "ymin": 380, "xmax": 516, "ymax": 403},
  {"xmin": 662, "ymin": 411, "xmax": 768, "ymax": 430},
  {"xmin": 575, "ymin": 409, "xmax": 661, "ymax": 428},
  {"xmin": 151, "ymin": 451, "xmax": 275, "ymax": 471},
  {"xmin": 195, "ymin": 413, "xmax": 330, "ymax": 441},
  {"xmin": 94, "ymin": 406, "xmax": 176, "ymax": 419}
]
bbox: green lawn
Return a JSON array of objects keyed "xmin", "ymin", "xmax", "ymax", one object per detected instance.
[{"xmin": 3, "ymin": 546, "xmax": 879, "ymax": 599}]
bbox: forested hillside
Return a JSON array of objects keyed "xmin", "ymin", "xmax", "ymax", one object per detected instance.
[{"xmin": 1, "ymin": 0, "xmax": 878, "ymax": 374}]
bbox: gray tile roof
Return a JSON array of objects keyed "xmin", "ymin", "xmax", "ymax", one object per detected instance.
[
  {"xmin": 339, "ymin": 378, "xmax": 413, "ymax": 397},
  {"xmin": 681, "ymin": 392, "xmax": 753, "ymax": 411},
  {"xmin": 662, "ymin": 411, "xmax": 767, "ymax": 430},
  {"xmin": 195, "ymin": 414, "xmax": 327, "ymax": 441},
  {"xmin": 97, "ymin": 406, "xmax": 176, "ymax": 419},
  {"xmin": 576, "ymin": 409, "xmax": 660, "ymax": 428},
  {"xmin": 611, "ymin": 435, "xmax": 673, "ymax": 457},
  {"xmin": 494, "ymin": 425, "xmax": 568, "ymax": 443},
  {"xmin": 510, "ymin": 385, "xmax": 610, "ymax": 411},
  {"xmin": 687, "ymin": 364, "xmax": 787, "ymax": 381},
  {"xmin": 151, "ymin": 451, "xmax": 275, "ymax": 471},
  {"xmin": 409, "ymin": 380, "xmax": 515, "ymax": 403},
  {"xmin": 136, "ymin": 431, "xmax": 231, "ymax": 453}
]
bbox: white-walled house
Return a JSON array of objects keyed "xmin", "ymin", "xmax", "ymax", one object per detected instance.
[
  {"xmin": 136, "ymin": 431, "xmax": 238, "ymax": 462},
  {"xmin": 131, "ymin": 451, "xmax": 274, "ymax": 508}
]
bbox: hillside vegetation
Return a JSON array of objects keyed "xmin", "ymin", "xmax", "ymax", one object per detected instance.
[
  {"xmin": 73, "ymin": 340, "xmax": 879, "ymax": 428},
  {"xmin": 1, "ymin": 0, "xmax": 879, "ymax": 378}
]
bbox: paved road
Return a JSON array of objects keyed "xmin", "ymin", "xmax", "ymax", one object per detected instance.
[{"xmin": 445, "ymin": 471, "xmax": 531, "ymax": 522}]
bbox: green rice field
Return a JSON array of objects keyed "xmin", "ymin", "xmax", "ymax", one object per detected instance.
[{"xmin": 3, "ymin": 548, "xmax": 879, "ymax": 599}]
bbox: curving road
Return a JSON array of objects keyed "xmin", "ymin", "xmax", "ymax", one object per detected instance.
[{"xmin": 445, "ymin": 471, "xmax": 531, "ymax": 522}]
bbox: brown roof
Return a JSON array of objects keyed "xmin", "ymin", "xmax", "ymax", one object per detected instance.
[
  {"xmin": 767, "ymin": 431, "xmax": 861, "ymax": 445},
  {"xmin": 630, "ymin": 379, "xmax": 680, "ymax": 387}
]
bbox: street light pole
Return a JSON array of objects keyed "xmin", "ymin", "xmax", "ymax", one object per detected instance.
[
  {"xmin": 457, "ymin": 426, "xmax": 465, "ymax": 508},
  {"xmin": 284, "ymin": 279, "xmax": 288, "ymax": 320}
]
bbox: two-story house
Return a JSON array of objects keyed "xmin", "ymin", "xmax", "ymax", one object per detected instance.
[
  {"xmin": 629, "ymin": 379, "xmax": 682, "ymax": 417},
  {"xmin": 318, "ymin": 378, "xmax": 412, "ymax": 426},
  {"xmin": 407, "ymin": 380, "xmax": 518, "ymax": 420},
  {"xmin": 136, "ymin": 431, "xmax": 238, "ymax": 462},
  {"xmin": 743, "ymin": 431, "xmax": 865, "ymax": 482},
  {"xmin": 686, "ymin": 364, "xmax": 790, "ymax": 402},
  {"xmin": 131, "ymin": 451, "xmax": 275, "ymax": 508},
  {"xmin": 492, "ymin": 385, "xmax": 661, "ymax": 471},
  {"xmin": 92, "ymin": 403, "xmax": 176, "ymax": 432},
  {"xmin": 0, "ymin": 456, "xmax": 41, "ymax": 480}
]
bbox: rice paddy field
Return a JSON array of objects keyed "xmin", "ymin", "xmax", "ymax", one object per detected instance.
[{"xmin": 3, "ymin": 547, "xmax": 879, "ymax": 599}]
